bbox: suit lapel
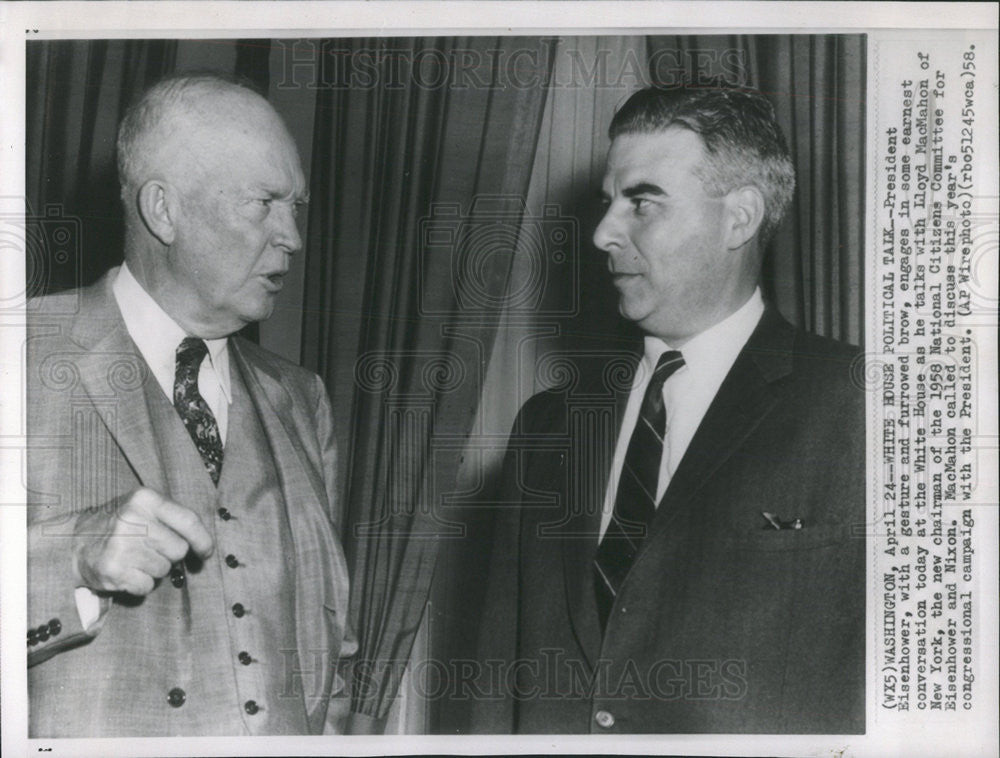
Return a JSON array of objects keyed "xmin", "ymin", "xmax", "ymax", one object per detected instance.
[
  {"xmin": 230, "ymin": 339, "xmax": 348, "ymax": 731},
  {"xmin": 556, "ymin": 312, "xmax": 794, "ymax": 662},
  {"xmin": 561, "ymin": 352, "xmax": 638, "ymax": 668},
  {"xmin": 230, "ymin": 340, "xmax": 328, "ymax": 508},
  {"xmin": 650, "ymin": 308, "xmax": 795, "ymax": 533},
  {"xmin": 71, "ymin": 270, "xmax": 168, "ymax": 495}
]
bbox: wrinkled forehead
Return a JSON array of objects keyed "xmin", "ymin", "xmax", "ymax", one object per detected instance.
[
  {"xmin": 602, "ymin": 127, "xmax": 708, "ymax": 188},
  {"xmin": 160, "ymin": 92, "xmax": 304, "ymax": 191},
  {"xmin": 180, "ymin": 90, "xmax": 296, "ymax": 153}
]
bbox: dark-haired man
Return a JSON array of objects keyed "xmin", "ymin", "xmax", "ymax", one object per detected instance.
[
  {"xmin": 475, "ymin": 84, "xmax": 865, "ymax": 734},
  {"xmin": 26, "ymin": 75, "xmax": 354, "ymax": 736}
]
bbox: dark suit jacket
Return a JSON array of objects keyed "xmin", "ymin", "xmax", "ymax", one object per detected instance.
[
  {"xmin": 25, "ymin": 270, "xmax": 354, "ymax": 736},
  {"xmin": 473, "ymin": 308, "xmax": 866, "ymax": 734}
]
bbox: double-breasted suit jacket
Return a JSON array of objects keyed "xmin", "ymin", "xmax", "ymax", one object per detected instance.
[
  {"xmin": 474, "ymin": 308, "xmax": 866, "ymax": 734},
  {"xmin": 26, "ymin": 270, "xmax": 354, "ymax": 736}
]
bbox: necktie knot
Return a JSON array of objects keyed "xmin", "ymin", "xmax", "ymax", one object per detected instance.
[
  {"xmin": 650, "ymin": 349, "xmax": 685, "ymax": 391},
  {"xmin": 176, "ymin": 336, "xmax": 208, "ymax": 370},
  {"xmin": 640, "ymin": 350, "xmax": 685, "ymax": 419},
  {"xmin": 173, "ymin": 337, "xmax": 223, "ymax": 485}
]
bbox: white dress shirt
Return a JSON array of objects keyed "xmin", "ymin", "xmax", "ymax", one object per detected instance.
[
  {"xmin": 112, "ymin": 263, "xmax": 232, "ymax": 441},
  {"xmin": 76, "ymin": 263, "xmax": 234, "ymax": 627},
  {"xmin": 599, "ymin": 289, "xmax": 765, "ymax": 540}
]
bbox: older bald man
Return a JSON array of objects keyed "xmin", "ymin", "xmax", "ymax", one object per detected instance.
[{"xmin": 26, "ymin": 74, "xmax": 354, "ymax": 737}]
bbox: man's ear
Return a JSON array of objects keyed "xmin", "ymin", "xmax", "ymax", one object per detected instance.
[
  {"xmin": 136, "ymin": 180, "xmax": 177, "ymax": 246},
  {"xmin": 724, "ymin": 185, "xmax": 766, "ymax": 250}
]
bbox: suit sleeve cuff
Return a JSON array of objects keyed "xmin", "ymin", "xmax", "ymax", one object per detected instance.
[{"xmin": 28, "ymin": 521, "xmax": 107, "ymax": 666}]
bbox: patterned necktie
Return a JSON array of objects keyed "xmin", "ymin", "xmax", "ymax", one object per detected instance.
[
  {"xmin": 173, "ymin": 337, "xmax": 224, "ymax": 485},
  {"xmin": 593, "ymin": 350, "xmax": 685, "ymax": 630}
]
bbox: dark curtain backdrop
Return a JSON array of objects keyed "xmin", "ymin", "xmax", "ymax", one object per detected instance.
[
  {"xmin": 647, "ymin": 34, "xmax": 866, "ymax": 345},
  {"xmin": 298, "ymin": 36, "xmax": 556, "ymax": 732}
]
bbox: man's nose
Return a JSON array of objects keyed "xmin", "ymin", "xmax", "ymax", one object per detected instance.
[
  {"xmin": 272, "ymin": 204, "xmax": 302, "ymax": 254},
  {"xmin": 592, "ymin": 206, "xmax": 622, "ymax": 253}
]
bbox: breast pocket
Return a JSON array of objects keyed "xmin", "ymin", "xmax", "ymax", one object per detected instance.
[{"xmin": 719, "ymin": 523, "xmax": 855, "ymax": 552}]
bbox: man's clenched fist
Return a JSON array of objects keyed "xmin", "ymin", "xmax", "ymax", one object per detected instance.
[{"xmin": 73, "ymin": 487, "xmax": 214, "ymax": 596}]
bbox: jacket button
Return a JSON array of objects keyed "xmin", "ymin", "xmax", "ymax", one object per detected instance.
[
  {"xmin": 27, "ymin": 629, "xmax": 38, "ymax": 646},
  {"xmin": 244, "ymin": 700, "xmax": 259, "ymax": 715},
  {"xmin": 594, "ymin": 709, "xmax": 615, "ymax": 729},
  {"xmin": 225, "ymin": 554, "xmax": 239, "ymax": 568},
  {"xmin": 217, "ymin": 507, "xmax": 232, "ymax": 521},
  {"xmin": 37, "ymin": 625, "xmax": 50, "ymax": 642},
  {"xmin": 49, "ymin": 618, "xmax": 62, "ymax": 636},
  {"xmin": 167, "ymin": 688, "xmax": 186, "ymax": 708},
  {"xmin": 232, "ymin": 603, "xmax": 246, "ymax": 618},
  {"xmin": 238, "ymin": 651, "xmax": 252, "ymax": 665},
  {"xmin": 169, "ymin": 566, "xmax": 186, "ymax": 588}
]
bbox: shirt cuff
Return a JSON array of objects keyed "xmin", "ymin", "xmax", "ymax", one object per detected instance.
[{"xmin": 74, "ymin": 586, "xmax": 102, "ymax": 630}]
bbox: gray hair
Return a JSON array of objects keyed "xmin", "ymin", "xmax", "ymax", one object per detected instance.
[
  {"xmin": 116, "ymin": 73, "xmax": 262, "ymax": 201},
  {"xmin": 609, "ymin": 82, "xmax": 796, "ymax": 246}
]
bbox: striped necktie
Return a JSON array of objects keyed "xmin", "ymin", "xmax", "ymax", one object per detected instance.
[
  {"xmin": 593, "ymin": 350, "xmax": 684, "ymax": 630},
  {"xmin": 173, "ymin": 337, "xmax": 224, "ymax": 485}
]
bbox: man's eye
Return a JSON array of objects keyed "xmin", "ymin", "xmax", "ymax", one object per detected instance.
[
  {"xmin": 292, "ymin": 200, "xmax": 308, "ymax": 218},
  {"xmin": 630, "ymin": 197, "xmax": 650, "ymax": 212}
]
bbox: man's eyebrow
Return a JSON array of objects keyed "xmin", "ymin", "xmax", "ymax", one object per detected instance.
[
  {"xmin": 260, "ymin": 187, "xmax": 309, "ymax": 203},
  {"xmin": 596, "ymin": 182, "xmax": 665, "ymax": 203},
  {"xmin": 622, "ymin": 182, "xmax": 666, "ymax": 199}
]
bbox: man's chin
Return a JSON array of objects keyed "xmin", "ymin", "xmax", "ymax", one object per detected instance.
[
  {"xmin": 617, "ymin": 304, "xmax": 680, "ymax": 342},
  {"xmin": 228, "ymin": 302, "xmax": 274, "ymax": 335},
  {"xmin": 617, "ymin": 297, "xmax": 651, "ymax": 326},
  {"xmin": 244, "ymin": 305, "xmax": 274, "ymax": 325},
  {"xmin": 250, "ymin": 291, "xmax": 278, "ymax": 317}
]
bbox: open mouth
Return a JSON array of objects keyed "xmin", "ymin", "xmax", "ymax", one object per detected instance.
[{"xmin": 262, "ymin": 272, "xmax": 286, "ymax": 291}]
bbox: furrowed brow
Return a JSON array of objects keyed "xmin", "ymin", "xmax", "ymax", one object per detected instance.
[
  {"xmin": 262, "ymin": 187, "xmax": 309, "ymax": 204},
  {"xmin": 622, "ymin": 182, "xmax": 666, "ymax": 199}
]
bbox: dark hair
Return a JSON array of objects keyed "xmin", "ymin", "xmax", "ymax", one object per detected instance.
[{"xmin": 609, "ymin": 81, "xmax": 795, "ymax": 245}]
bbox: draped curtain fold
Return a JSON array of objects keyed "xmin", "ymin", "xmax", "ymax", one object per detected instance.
[
  {"xmin": 298, "ymin": 36, "xmax": 555, "ymax": 730},
  {"xmin": 26, "ymin": 40, "xmax": 178, "ymax": 294}
]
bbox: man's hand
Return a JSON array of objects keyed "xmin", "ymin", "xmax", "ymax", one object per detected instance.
[{"xmin": 73, "ymin": 488, "xmax": 214, "ymax": 596}]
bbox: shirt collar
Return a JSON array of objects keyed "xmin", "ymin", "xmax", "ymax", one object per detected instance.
[
  {"xmin": 641, "ymin": 287, "xmax": 766, "ymax": 379},
  {"xmin": 112, "ymin": 262, "xmax": 231, "ymax": 403}
]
